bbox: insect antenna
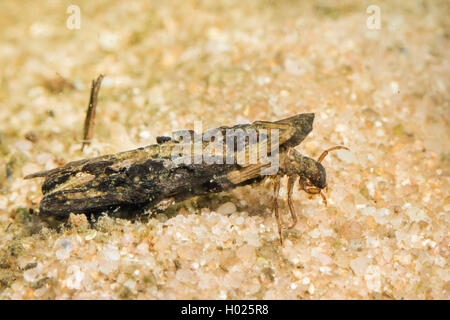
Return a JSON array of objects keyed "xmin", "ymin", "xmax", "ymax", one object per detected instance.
[{"xmin": 317, "ymin": 146, "xmax": 349, "ymax": 163}]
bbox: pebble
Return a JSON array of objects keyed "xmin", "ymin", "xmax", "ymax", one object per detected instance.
[
  {"xmin": 350, "ymin": 256, "xmax": 370, "ymax": 276},
  {"xmin": 64, "ymin": 265, "xmax": 85, "ymax": 290},
  {"xmin": 102, "ymin": 246, "xmax": 120, "ymax": 261},
  {"xmin": 225, "ymin": 270, "xmax": 246, "ymax": 289},
  {"xmin": 85, "ymin": 230, "xmax": 97, "ymax": 241},
  {"xmin": 311, "ymin": 247, "xmax": 333, "ymax": 265},
  {"xmin": 364, "ymin": 265, "xmax": 381, "ymax": 292},
  {"xmin": 99, "ymin": 259, "xmax": 118, "ymax": 275},
  {"xmin": 98, "ymin": 32, "xmax": 119, "ymax": 51},
  {"xmin": 135, "ymin": 242, "xmax": 149, "ymax": 255},
  {"xmin": 68, "ymin": 213, "xmax": 89, "ymax": 228},
  {"xmin": 406, "ymin": 206, "xmax": 429, "ymax": 222},
  {"xmin": 217, "ymin": 202, "xmax": 237, "ymax": 215},
  {"xmin": 55, "ymin": 237, "xmax": 75, "ymax": 260},
  {"xmin": 284, "ymin": 58, "xmax": 304, "ymax": 75},
  {"xmin": 340, "ymin": 221, "xmax": 363, "ymax": 240},
  {"xmin": 236, "ymin": 245, "xmax": 256, "ymax": 263},
  {"xmin": 176, "ymin": 269, "xmax": 196, "ymax": 284},
  {"xmin": 56, "ymin": 249, "xmax": 71, "ymax": 260},
  {"xmin": 235, "ymin": 216, "xmax": 245, "ymax": 226},
  {"xmin": 23, "ymin": 263, "xmax": 43, "ymax": 282},
  {"xmin": 14, "ymin": 140, "xmax": 33, "ymax": 153},
  {"xmin": 336, "ymin": 149, "xmax": 356, "ymax": 163},
  {"xmin": 124, "ymin": 279, "xmax": 137, "ymax": 293}
]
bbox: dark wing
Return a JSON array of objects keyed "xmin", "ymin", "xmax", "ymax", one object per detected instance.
[
  {"xmin": 274, "ymin": 113, "xmax": 314, "ymax": 148},
  {"xmin": 24, "ymin": 144, "xmax": 165, "ymax": 193},
  {"xmin": 36, "ymin": 156, "xmax": 172, "ymax": 218},
  {"xmin": 225, "ymin": 113, "xmax": 315, "ymax": 184}
]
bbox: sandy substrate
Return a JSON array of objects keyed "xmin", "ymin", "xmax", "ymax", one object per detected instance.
[{"xmin": 0, "ymin": 0, "xmax": 449, "ymax": 299}]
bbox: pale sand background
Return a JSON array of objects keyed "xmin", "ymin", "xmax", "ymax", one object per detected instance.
[{"xmin": 0, "ymin": 0, "xmax": 448, "ymax": 299}]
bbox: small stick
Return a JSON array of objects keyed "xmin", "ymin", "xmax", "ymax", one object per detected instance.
[{"xmin": 81, "ymin": 74, "xmax": 104, "ymax": 151}]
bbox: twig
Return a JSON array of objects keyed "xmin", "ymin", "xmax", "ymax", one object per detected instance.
[{"xmin": 81, "ymin": 74, "xmax": 104, "ymax": 151}]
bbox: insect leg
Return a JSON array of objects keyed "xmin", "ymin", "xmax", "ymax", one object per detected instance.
[
  {"xmin": 272, "ymin": 176, "xmax": 283, "ymax": 244},
  {"xmin": 287, "ymin": 175, "xmax": 297, "ymax": 229}
]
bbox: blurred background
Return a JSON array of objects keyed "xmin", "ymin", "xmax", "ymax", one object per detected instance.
[{"xmin": 0, "ymin": 0, "xmax": 448, "ymax": 299}]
